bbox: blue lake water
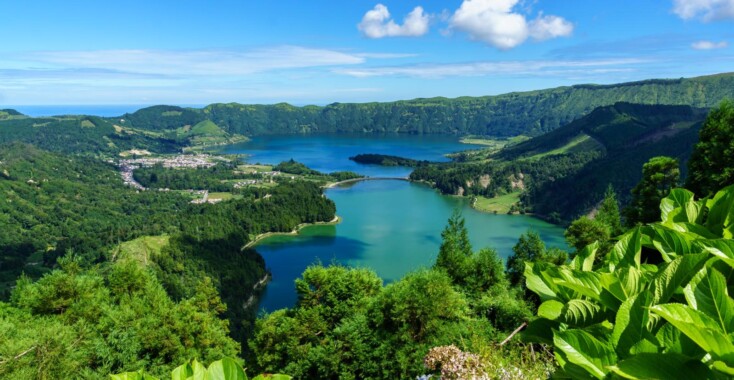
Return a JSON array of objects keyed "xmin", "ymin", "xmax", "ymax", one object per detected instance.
[
  {"xmin": 217, "ymin": 133, "xmax": 482, "ymax": 177},
  {"xmin": 216, "ymin": 134, "xmax": 568, "ymax": 311}
]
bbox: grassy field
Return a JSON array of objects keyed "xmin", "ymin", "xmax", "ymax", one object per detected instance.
[
  {"xmin": 523, "ymin": 133, "xmax": 604, "ymax": 160},
  {"xmin": 209, "ymin": 192, "xmax": 242, "ymax": 201},
  {"xmin": 472, "ymin": 192, "xmax": 521, "ymax": 214},
  {"xmin": 111, "ymin": 235, "xmax": 170, "ymax": 265}
]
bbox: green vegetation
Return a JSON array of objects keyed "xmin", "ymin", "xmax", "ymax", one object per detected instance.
[
  {"xmin": 413, "ymin": 103, "xmax": 708, "ymax": 221},
  {"xmin": 472, "ymin": 192, "xmax": 521, "ymax": 214},
  {"xmin": 523, "ymin": 184, "xmax": 734, "ymax": 379},
  {"xmin": 686, "ymin": 99, "xmax": 734, "ymax": 197},
  {"xmin": 348, "ymin": 153, "xmax": 429, "ymax": 167},
  {"xmin": 112, "ymin": 357, "xmax": 291, "ymax": 380},
  {"xmin": 623, "ymin": 156, "xmax": 681, "ymax": 226},
  {"xmin": 1, "ymin": 255, "xmax": 239, "ymax": 379},
  {"xmin": 124, "ymin": 73, "xmax": 734, "ymax": 138}
]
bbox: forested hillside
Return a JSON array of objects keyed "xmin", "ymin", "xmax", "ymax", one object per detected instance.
[
  {"xmin": 121, "ymin": 72, "xmax": 734, "ymax": 137},
  {"xmin": 0, "ymin": 143, "xmax": 337, "ymax": 373},
  {"xmin": 411, "ymin": 103, "xmax": 708, "ymax": 221}
]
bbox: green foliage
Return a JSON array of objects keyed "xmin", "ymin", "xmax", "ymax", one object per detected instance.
[
  {"xmin": 624, "ymin": 156, "xmax": 680, "ymax": 226},
  {"xmin": 507, "ymin": 230, "xmax": 567, "ymax": 287},
  {"xmin": 523, "ymin": 184, "xmax": 734, "ymax": 378},
  {"xmin": 687, "ymin": 99, "xmax": 734, "ymax": 197},
  {"xmin": 111, "ymin": 357, "xmax": 292, "ymax": 380},
  {"xmin": 135, "ymin": 74, "xmax": 734, "ymax": 138},
  {"xmin": 565, "ymin": 217, "xmax": 611, "ymax": 252},
  {"xmin": 1, "ymin": 257, "xmax": 239, "ymax": 379},
  {"xmin": 434, "ymin": 210, "xmax": 473, "ymax": 285},
  {"xmin": 348, "ymin": 154, "xmax": 429, "ymax": 167},
  {"xmin": 272, "ymin": 159, "xmax": 321, "ymax": 176},
  {"xmin": 249, "ymin": 265, "xmax": 500, "ymax": 379},
  {"xmin": 596, "ymin": 185, "xmax": 623, "ymax": 236}
]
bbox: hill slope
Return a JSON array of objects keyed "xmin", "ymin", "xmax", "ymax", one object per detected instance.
[
  {"xmin": 123, "ymin": 72, "xmax": 734, "ymax": 137},
  {"xmin": 411, "ymin": 103, "xmax": 707, "ymax": 220}
]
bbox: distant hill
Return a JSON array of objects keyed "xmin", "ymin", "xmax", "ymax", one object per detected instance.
[
  {"xmin": 410, "ymin": 103, "xmax": 708, "ymax": 221},
  {"xmin": 522, "ymin": 103, "xmax": 706, "ymax": 219},
  {"xmin": 1, "ymin": 73, "xmax": 732, "ymax": 156},
  {"xmin": 122, "ymin": 72, "xmax": 734, "ymax": 137}
]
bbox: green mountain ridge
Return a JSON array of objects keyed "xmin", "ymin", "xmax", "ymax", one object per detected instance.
[
  {"xmin": 410, "ymin": 103, "xmax": 707, "ymax": 221},
  {"xmin": 121, "ymin": 72, "xmax": 734, "ymax": 138}
]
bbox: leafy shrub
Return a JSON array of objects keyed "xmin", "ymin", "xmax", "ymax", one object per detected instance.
[{"xmin": 523, "ymin": 185, "xmax": 734, "ymax": 378}]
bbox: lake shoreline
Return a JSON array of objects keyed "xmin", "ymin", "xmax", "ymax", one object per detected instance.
[{"xmin": 243, "ymin": 215, "xmax": 342, "ymax": 249}]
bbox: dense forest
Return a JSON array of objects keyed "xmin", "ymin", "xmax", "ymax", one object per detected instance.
[{"xmin": 0, "ymin": 143, "xmax": 337, "ymax": 377}]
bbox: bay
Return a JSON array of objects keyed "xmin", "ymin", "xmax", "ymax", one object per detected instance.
[{"xmin": 257, "ymin": 180, "xmax": 567, "ymax": 311}]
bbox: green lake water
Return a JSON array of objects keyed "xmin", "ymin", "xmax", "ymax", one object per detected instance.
[{"xmin": 218, "ymin": 134, "xmax": 568, "ymax": 311}]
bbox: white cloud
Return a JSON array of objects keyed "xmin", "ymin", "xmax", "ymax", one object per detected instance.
[
  {"xmin": 673, "ymin": 0, "xmax": 734, "ymax": 21},
  {"xmin": 335, "ymin": 58, "xmax": 646, "ymax": 78},
  {"xmin": 691, "ymin": 40, "xmax": 729, "ymax": 49},
  {"xmin": 358, "ymin": 4, "xmax": 430, "ymax": 38},
  {"xmin": 529, "ymin": 14, "xmax": 574, "ymax": 41},
  {"xmin": 449, "ymin": 0, "xmax": 573, "ymax": 49}
]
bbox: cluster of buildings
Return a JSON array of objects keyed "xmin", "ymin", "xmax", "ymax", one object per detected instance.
[
  {"xmin": 119, "ymin": 155, "xmax": 219, "ymax": 170},
  {"xmin": 118, "ymin": 154, "xmax": 221, "ymax": 191}
]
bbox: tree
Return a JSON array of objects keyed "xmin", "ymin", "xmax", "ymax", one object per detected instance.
[
  {"xmin": 624, "ymin": 156, "xmax": 680, "ymax": 226},
  {"xmin": 686, "ymin": 99, "xmax": 734, "ymax": 197},
  {"xmin": 434, "ymin": 210, "xmax": 473, "ymax": 285},
  {"xmin": 596, "ymin": 184, "xmax": 622, "ymax": 236},
  {"xmin": 564, "ymin": 216, "xmax": 610, "ymax": 252},
  {"xmin": 507, "ymin": 231, "xmax": 546, "ymax": 286},
  {"xmin": 508, "ymin": 231, "xmax": 568, "ymax": 287}
]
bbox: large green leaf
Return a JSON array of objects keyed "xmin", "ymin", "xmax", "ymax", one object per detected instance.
[
  {"xmin": 539, "ymin": 299, "xmax": 605, "ymax": 327},
  {"xmin": 651, "ymin": 303, "xmax": 734, "ymax": 364},
  {"xmin": 562, "ymin": 299, "xmax": 604, "ymax": 326},
  {"xmin": 655, "ymin": 323, "xmax": 706, "ymax": 357},
  {"xmin": 660, "ymin": 188, "xmax": 702, "ymax": 225},
  {"xmin": 555, "ymin": 268, "xmax": 602, "ymax": 301},
  {"xmin": 524, "ymin": 262, "xmax": 558, "ymax": 301},
  {"xmin": 251, "ymin": 375, "xmax": 292, "ymax": 380},
  {"xmin": 650, "ymin": 253, "xmax": 709, "ymax": 304},
  {"xmin": 608, "ymin": 353, "xmax": 714, "ymax": 379},
  {"xmin": 553, "ymin": 329, "xmax": 616, "ymax": 379},
  {"xmin": 648, "ymin": 225, "xmax": 699, "ymax": 262},
  {"xmin": 205, "ymin": 358, "xmax": 247, "ymax": 380},
  {"xmin": 706, "ymin": 185, "xmax": 734, "ymax": 238},
  {"xmin": 538, "ymin": 300, "xmax": 564, "ymax": 321},
  {"xmin": 110, "ymin": 371, "xmax": 158, "ymax": 380},
  {"xmin": 609, "ymin": 229, "xmax": 641, "ymax": 270},
  {"xmin": 611, "ymin": 291, "xmax": 654, "ymax": 357},
  {"xmin": 572, "ymin": 241, "xmax": 598, "ymax": 272},
  {"xmin": 684, "ymin": 267, "xmax": 734, "ymax": 334},
  {"xmin": 521, "ymin": 317, "xmax": 560, "ymax": 345},
  {"xmin": 600, "ymin": 267, "xmax": 644, "ymax": 305},
  {"xmin": 698, "ymin": 239, "xmax": 734, "ymax": 269},
  {"xmin": 171, "ymin": 362, "xmax": 194, "ymax": 380}
]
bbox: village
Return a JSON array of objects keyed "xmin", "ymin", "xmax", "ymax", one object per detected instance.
[{"xmin": 117, "ymin": 154, "xmax": 286, "ymax": 203}]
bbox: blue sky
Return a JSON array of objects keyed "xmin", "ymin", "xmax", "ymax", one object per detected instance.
[{"xmin": 1, "ymin": 0, "xmax": 732, "ymax": 105}]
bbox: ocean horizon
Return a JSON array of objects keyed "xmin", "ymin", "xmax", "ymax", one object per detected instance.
[{"xmin": 2, "ymin": 104, "xmax": 205, "ymax": 118}]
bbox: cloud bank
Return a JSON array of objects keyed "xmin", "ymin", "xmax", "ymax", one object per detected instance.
[
  {"xmin": 449, "ymin": 0, "xmax": 573, "ymax": 49},
  {"xmin": 673, "ymin": 0, "xmax": 734, "ymax": 21},
  {"xmin": 691, "ymin": 40, "xmax": 729, "ymax": 49},
  {"xmin": 358, "ymin": 4, "xmax": 430, "ymax": 38}
]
